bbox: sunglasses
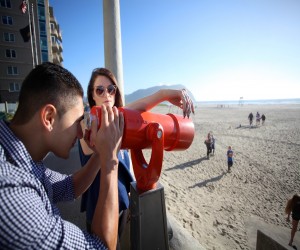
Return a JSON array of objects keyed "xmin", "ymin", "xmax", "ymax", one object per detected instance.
[{"xmin": 94, "ymin": 84, "xmax": 117, "ymax": 97}]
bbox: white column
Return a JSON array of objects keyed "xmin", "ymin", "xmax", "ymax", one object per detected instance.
[{"xmin": 103, "ymin": 0, "xmax": 125, "ymax": 104}]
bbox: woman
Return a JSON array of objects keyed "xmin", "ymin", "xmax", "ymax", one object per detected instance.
[
  {"xmin": 79, "ymin": 67, "xmax": 194, "ymax": 236},
  {"xmin": 285, "ymin": 194, "xmax": 300, "ymax": 247}
]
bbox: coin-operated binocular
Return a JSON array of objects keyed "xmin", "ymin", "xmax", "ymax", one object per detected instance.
[{"xmin": 90, "ymin": 106, "xmax": 195, "ymax": 192}]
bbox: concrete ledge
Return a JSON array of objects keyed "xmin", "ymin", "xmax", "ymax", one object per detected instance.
[
  {"xmin": 246, "ymin": 215, "xmax": 300, "ymax": 250},
  {"xmin": 168, "ymin": 213, "xmax": 206, "ymax": 250},
  {"xmin": 256, "ymin": 230, "xmax": 289, "ymax": 250}
]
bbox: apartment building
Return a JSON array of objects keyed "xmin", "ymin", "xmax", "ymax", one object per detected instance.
[{"xmin": 0, "ymin": 0, "xmax": 63, "ymax": 103}]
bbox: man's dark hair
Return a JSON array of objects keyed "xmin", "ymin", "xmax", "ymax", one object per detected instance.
[{"xmin": 13, "ymin": 62, "xmax": 83, "ymax": 124}]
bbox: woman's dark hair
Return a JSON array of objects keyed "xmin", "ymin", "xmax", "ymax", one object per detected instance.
[
  {"xmin": 285, "ymin": 194, "xmax": 300, "ymax": 215},
  {"xmin": 87, "ymin": 68, "xmax": 123, "ymax": 108}
]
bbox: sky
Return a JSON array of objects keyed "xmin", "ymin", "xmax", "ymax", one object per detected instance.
[{"xmin": 49, "ymin": 0, "xmax": 300, "ymax": 102}]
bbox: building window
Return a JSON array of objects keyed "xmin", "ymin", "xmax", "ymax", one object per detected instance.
[
  {"xmin": 3, "ymin": 32, "xmax": 15, "ymax": 42},
  {"xmin": 40, "ymin": 36, "xmax": 48, "ymax": 50},
  {"xmin": 51, "ymin": 35, "xmax": 56, "ymax": 44},
  {"xmin": 39, "ymin": 20, "xmax": 46, "ymax": 36},
  {"xmin": 9, "ymin": 82, "xmax": 20, "ymax": 92},
  {"xmin": 5, "ymin": 49, "xmax": 16, "ymax": 58},
  {"xmin": 2, "ymin": 15, "xmax": 13, "ymax": 25},
  {"xmin": 7, "ymin": 66, "xmax": 18, "ymax": 75},
  {"xmin": 38, "ymin": 5, "xmax": 46, "ymax": 21},
  {"xmin": 50, "ymin": 23, "xmax": 55, "ymax": 32},
  {"xmin": 0, "ymin": 0, "xmax": 11, "ymax": 8},
  {"xmin": 42, "ymin": 52, "xmax": 48, "ymax": 62}
]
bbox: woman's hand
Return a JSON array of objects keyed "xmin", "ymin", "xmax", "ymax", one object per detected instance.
[{"xmin": 165, "ymin": 89, "xmax": 195, "ymax": 118}]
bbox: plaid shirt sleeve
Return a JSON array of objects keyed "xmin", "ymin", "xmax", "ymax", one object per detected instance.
[
  {"xmin": 45, "ymin": 168, "xmax": 76, "ymax": 203},
  {"xmin": 0, "ymin": 160, "xmax": 107, "ymax": 250}
]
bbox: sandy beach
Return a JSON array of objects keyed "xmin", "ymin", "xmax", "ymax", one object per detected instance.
[{"xmin": 145, "ymin": 103, "xmax": 300, "ymax": 249}]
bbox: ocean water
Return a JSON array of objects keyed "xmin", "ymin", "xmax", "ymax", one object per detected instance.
[{"xmin": 197, "ymin": 98, "xmax": 300, "ymax": 106}]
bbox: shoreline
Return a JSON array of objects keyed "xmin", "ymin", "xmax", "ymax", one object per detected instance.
[{"xmin": 195, "ymin": 98, "xmax": 300, "ymax": 106}]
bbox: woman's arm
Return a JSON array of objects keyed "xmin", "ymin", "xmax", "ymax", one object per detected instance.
[
  {"xmin": 126, "ymin": 89, "xmax": 194, "ymax": 118},
  {"xmin": 72, "ymin": 152, "xmax": 101, "ymax": 198},
  {"xmin": 79, "ymin": 137, "xmax": 93, "ymax": 156},
  {"xmin": 72, "ymin": 118, "xmax": 101, "ymax": 198},
  {"xmin": 285, "ymin": 198, "xmax": 292, "ymax": 221}
]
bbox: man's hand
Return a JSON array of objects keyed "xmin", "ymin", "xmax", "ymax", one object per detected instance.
[{"xmin": 90, "ymin": 105, "xmax": 124, "ymax": 169}]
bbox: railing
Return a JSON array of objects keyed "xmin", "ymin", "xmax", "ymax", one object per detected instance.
[
  {"xmin": 0, "ymin": 102, "xmax": 17, "ymax": 120},
  {"xmin": 0, "ymin": 102, "xmax": 18, "ymax": 114}
]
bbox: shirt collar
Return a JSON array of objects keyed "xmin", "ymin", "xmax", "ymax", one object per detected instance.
[{"xmin": 0, "ymin": 119, "xmax": 45, "ymax": 180}]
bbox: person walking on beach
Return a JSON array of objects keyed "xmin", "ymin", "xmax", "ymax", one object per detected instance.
[
  {"xmin": 204, "ymin": 132, "xmax": 212, "ymax": 159},
  {"xmin": 211, "ymin": 134, "xmax": 216, "ymax": 155},
  {"xmin": 261, "ymin": 114, "xmax": 266, "ymax": 125},
  {"xmin": 248, "ymin": 112, "xmax": 254, "ymax": 126},
  {"xmin": 227, "ymin": 146, "xmax": 234, "ymax": 172},
  {"xmin": 285, "ymin": 194, "xmax": 300, "ymax": 247},
  {"xmin": 256, "ymin": 111, "xmax": 261, "ymax": 126}
]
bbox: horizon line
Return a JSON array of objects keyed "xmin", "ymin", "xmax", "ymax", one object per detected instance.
[{"xmin": 196, "ymin": 97, "xmax": 300, "ymax": 103}]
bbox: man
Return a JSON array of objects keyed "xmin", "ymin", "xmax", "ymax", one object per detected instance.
[
  {"xmin": 227, "ymin": 146, "xmax": 234, "ymax": 173},
  {"xmin": 0, "ymin": 62, "xmax": 123, "ymax": 249},
  {"xmin": 248, "ymin": 112, "xmax": 253, "ymax": 126},
  {"xmin": 261, "ymin": 114, "xmax": 266, "ymax": 125},
  {"xmin": 204, "ymin": 132, "xmax": 212, "ymax": 159}
]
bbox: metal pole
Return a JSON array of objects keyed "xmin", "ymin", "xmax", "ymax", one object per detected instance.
[
  {"xmin": 103, "ymin": 0, "xmax": 125, "ymax": 104},
  {"xmin": 26, "ymin": 0, "xmax": 35, "ymax": 68},
  {"xmin": 30, "ymin": 3, "xmax": 39, "ymax": 66},
  {"xmin": 5, "ymin": 101, "xmax": 8, "ymax": 113}
]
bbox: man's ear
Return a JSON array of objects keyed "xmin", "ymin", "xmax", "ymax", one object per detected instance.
[{"xmin": 41, "ymin": 104, "xmax": 57, "ymax": 132}]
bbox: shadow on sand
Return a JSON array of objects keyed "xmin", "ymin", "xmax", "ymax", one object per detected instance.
[
  {"xmin": 189, "ymin": 171, "xmax": 227, "ymax": 189},
  {"xmin": 165, "ymin": 156, "xmax": 208, "ymax": 171},
  {"xmin": 235, "ymin": 124, "xmax": 260, "ymax": 129}
]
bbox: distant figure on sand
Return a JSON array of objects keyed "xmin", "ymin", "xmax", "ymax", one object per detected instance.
[
  {"xmin": 227, "ymin": 146, "xmax": 234, "ymax": 172},
  {"xmin": 204, "ymin": 132, "xmax": 212, "ymax": 159},
  {"xmin": 261, "ymin": 114, "xmax": 266, "ymax": 125},
  {"xmin": 285, "ymin": 194, "xmax": 300, "ymax": 247},
  {"xmin": 248, "ymin": 112, "xmax": 254, "ymax": 126},
  {"xmin": 256, "ymin": 112, "xmax": 261, "ymax": 126},
  {"xmin": 211, "ymin": 135, "xmax": 216, "ymax": 155}
]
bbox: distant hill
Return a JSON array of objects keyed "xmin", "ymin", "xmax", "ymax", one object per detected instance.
[{"xmin": 125, "ymin": 84, "xmax": 196, "ymax": 104}]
